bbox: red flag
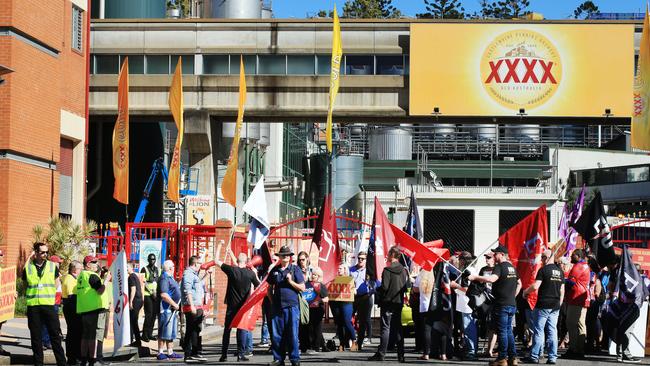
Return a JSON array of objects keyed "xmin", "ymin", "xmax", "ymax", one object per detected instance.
[
  {"xmin": 498, "ymin": 205, "xmax": 548, "ymax": 309},
  {"xmin": 232, "ymin": 281, "xmax": 269, "ymax": 331},
  {"xmin": 424, "ymin": 239, "xmax": 444, "ymax": 249},
  {"xmin": 312, "ymin": 194, "xmax": 340, "ymax": 285},
  {"xmin": 367, "ymin": 198, "xmax": 395, "ymax": 280},
  {"xmin": 390, "ymin": 223, "xmax": 448, "ymax": 271}
]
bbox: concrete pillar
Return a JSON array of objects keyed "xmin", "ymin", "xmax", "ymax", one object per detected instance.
[
  {"xmin": 265, "ymin": 123, "xmax": 283, "ymax": 223},
  {"xmin": 184, "ymin": 111, "xmax": 216, "ymax": 221}
]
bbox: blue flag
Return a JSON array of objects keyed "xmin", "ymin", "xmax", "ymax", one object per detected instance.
[{"xmin": 617, "ymin": 245, "xmax": 647, "ymax": 307}]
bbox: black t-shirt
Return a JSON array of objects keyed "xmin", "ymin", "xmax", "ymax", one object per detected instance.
[
  {"xmin": 221, "ymin": 264, "xmax": 260, "ymax": 309},
  {"xmin": 491, "ymin": 262, "xmax": 519, "ymax": 306},
  {"xmin": 128, "ymin": 273, "xmax": 143, "ymax": 306},
  {"xmin": 479, "ymin": 265, "xmax": 494, "ymax": 290},
  {"xmin": 535, "ymin": 263, "xmax": 565, "ymax": 310}
]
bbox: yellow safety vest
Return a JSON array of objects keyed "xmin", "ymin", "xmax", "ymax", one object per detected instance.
[
  {"xmin": 143, "ymin": 266, "xmax": 159, "ymax": 296},
  {"xmin": 25, "ymin": 261, "xmax": 57, "ymax": 306},
  {"xmin": 76, "ymin": 270, "xmax": 103, "ymax": 314},
  {"xmin": 101, "ymin": 282, "xmax": 112, "ymax": 310},
  {"xmin": 61, "ymin": 273, "xmax": 78, "ymax": 299}
]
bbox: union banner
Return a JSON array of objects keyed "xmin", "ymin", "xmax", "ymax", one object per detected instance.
[{"xmin": 327, "ymin": 275, "xmax": 355, "ymax": 302}]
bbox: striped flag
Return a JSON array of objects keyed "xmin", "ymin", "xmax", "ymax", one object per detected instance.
[
  {"xmin": 167, "ymin": 57, "xmax": 184, "ymax": 203},
  {"xmin": 112, "ymin": 58, "xmax": 129, "ymax": 204},
  {"xmin": 326, "ymin": 7, "xmax": 342, "ymax": 153},
  {"xmin": 632, "ymin": 7, "xmax": 650, "ymax": 150},
  {"xmin": 221, "ymin": 56, "xmax": 247, "ymax": 207}
]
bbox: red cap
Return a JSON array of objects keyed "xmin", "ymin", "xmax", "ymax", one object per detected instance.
[
  {"xmin": 83, "ymin": 255, "xmax": 98, "ymax": 264},
  {"xmin": 49, "ymin": 255, "xmax": 62, "ymax": 264}
]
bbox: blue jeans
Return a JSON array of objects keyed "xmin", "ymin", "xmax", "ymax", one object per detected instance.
[
  {"xmin": 494, "ymin": 305, "xmax": 517, "ymax": 360},
  {"xmin": 271, "ymin": 305, "xmax": 300, "ymax": 362},
  {"xmin": 245, "ymin": 331, "xmax": 253, "ymax": 353},
  {"xmin": 261, "ymin": 315, "xmax": 270, "ymax": 343},
  {"xmin": 462, "ymin": 312, "xmax": 478, "ymax": 356},
  {"xmin": 530, "ymin": 308, "xmax": 559, "ymax": 362}
]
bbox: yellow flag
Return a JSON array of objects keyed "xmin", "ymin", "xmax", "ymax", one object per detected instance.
[
  {"xmin": 633, "ymin": 7, "xmax": 650, "ymax": 150},
  {"xmin": 168, "ymin": 57, "xmax": 184, "ymax": 203},
  {"xmin": 221, "ymin": 56, "xmax": 247, "ymax": 207},
  {"xmin": 112, "ymin": 57, "xmax": 129, "ymax": 204},
  {"xmin": 326, "ymin": 7, "xmax": 343, "ymax": 153}
]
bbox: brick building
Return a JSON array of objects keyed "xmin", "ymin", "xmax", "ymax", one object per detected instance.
[{"xmin": 0, "ymin": 0, "xmax": 88, "ymax": 264}]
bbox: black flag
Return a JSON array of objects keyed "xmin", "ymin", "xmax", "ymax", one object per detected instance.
[
  {"xmin": 617, "ymin": 245, "xmax": 647, "ymax": 307},
  {"xmin": 405, "ymin": 187, "xmax": 423, "ymax": 242},
  {"xmin": 571, "ymin": 191, "xmax": 616, "ymax": 267}
]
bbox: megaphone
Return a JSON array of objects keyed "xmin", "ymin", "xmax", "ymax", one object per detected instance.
[
  {"xmin": 247, "ymin": 255, "xmax": 264, "ymax": 269},
  {"xmin": 200, "ymin": 260, "xmax": 216, "ymax": 271}
]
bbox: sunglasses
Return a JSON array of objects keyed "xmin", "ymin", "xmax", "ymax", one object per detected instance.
[
  {"xmin": 299, "ymin": 258, "xmax": 307, "ymax": 261},
  {"xmin": 39, "ymin": 251, "xmax": 49, "ymax": 255},
  {"xmin": 358, "ymin": 257, "xmax": 367, "ymax": 261}
]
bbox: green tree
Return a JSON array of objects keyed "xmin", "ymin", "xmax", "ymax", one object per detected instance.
[
  {"xmin": 342, "ymin": 0, "xmax": 403, "ymax": 19},
  {"xmin": 573, "ymin": 1, "xmax": 600, "ymax": 19},
  {"xmin": 32, "ymin": 217, "xmax": 97, "ymax": 273},
  {"xmin": 314, "ymin": 10, "xmax": 334, "ymax": 18},
  {"xmin": 477, "ymin": 0, "xmax": 530, "ymax": 19},
  {"xmin": 417, "ymin": 0, "xmax": 465, "ymax": 19}
]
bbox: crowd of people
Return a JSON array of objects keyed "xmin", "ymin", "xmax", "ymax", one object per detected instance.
[{"xmin": 19, "ymin": 238, "xmax": 650, "ymax": 366}]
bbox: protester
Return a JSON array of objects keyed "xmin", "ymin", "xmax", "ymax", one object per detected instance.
[
  {"xmin": 585, "ymin": 256, "xmax": 603, "ymax": 354},
  {"xmin": 297, "ymin": 251, "xmax": 313, "ymax": 354},
  {"xmin": 182, "ymin": 256, "xmax": 209, "ymax": 363},
  {"xmin": 350, "ymin": 251, "xmax": 374, "ymax": 349},
  {"xmin": 408, "ymin": 264, "xmax": 423, "ymax": 354},
  {"xmin": 62, "ymin": 260, "xmax": 82, "ymax": 365},
  {"xmin": 468, "ymin": 246, "xmax": 521, "ymax": 366},
  {"xmin": 452, "ymin": 251, "xmax": 478, "ymax": 361},
  {"xmin": 127, "ymin": 263, "xmax": 143, "ymax": 347},
  {"xmin": 368, "ymin": 246, "xmax": 409, "ymax": 363},
  {"xmin": 413, "ymin": 265, "xmax": 434, "ymax": 360},
  {"xmin": 478, "ymin": 253, "xmax": 497, "ymax": 357},
  {"xmin": 23, "ymin": 242, "xmax": 66, "ymax": 366},
  {"xmin": 267, "ymin": 246, "xmax": 305, "ymax": 366},
  {"xmin": 95, "ymin": 266, "xmax": 112, "ymax": 366},
  {"xmin": 141, "ymin": 253, "xmax": 160, "ymax": 342},
  {"xmin": 302, "ymin": 267, "xmax": 329, "ymax": 354},
  {"xmin": 41, "ymin": 255, "xmax": 62, "ymax": 350},
  {"xmin": 216, "ymin": 243, "xmax": 260, "ymax": 362},
  {"xmin": 331, "ymin": 264, "xmax": 357, "ymax": 352},
  {"xmin": 157, "ymin": 260, "xmax": 183, "ymax": 360},
  {"xmin": 521, "ymin": 249, "xmax": 565, "ymax": 364},
  {"xmin": 76, "ymin": 255, "xmax": 105, "ymax": 366},
  {"xmin": 562, "ymin": 249, "xmax": 590, "ymax": 359}
]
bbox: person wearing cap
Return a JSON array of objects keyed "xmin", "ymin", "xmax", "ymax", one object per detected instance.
[
  {"xmin": 61, "ymin": 260, "xmax": 82, "ymax": 366},
  {"xmin": 76, "ymin": 255, "xmax": 105, "ymax": 366},
  {"xmin": 215, "ymin": 242, "xmax": 260, "ymax": 362},
  {"xmin": 41, "ymin": 255, "xmax": 63, "ymax": 350},
  {"xmin": 267, "ymin": 246, "xmax": 305, "ymax": 366},
  {"xmin": 23, "ymin": 242, "xmax": 66, "ymax": 366},
  {"xmin": 468, "ymin": 246, "xmax": 522, "ymax": 366},
  {"xmin": 451, "ymin": 251, "xmax": 478, "ymax": 361},
  {"xmin": 561, "ymin": 249, "xmax": 590, "ymax": 359},
  {"xmin": 521, "ymin": 249, "xmax": 565, "ymax": 365},
  {"xmin": 140, "ymin": 253, "xmax": 160, "ymax": 342}
]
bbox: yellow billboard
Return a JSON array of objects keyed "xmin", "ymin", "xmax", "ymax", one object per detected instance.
[{"xmin": 409, "ymin": 23, "xmax": 634, "ymax": 117}]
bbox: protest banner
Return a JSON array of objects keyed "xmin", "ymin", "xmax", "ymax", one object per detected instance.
[
  {"xmin": 327, "ymin": 275, "xmax": 355, "ymax": 302},
  {"xmin": 0, "ymin": 266, "xmax": 15, "ymax": 322}
]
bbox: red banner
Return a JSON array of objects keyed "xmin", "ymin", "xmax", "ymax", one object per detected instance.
[
  {"xmin": 499, "ymin": 205, "xmax": 548, "ymax": 309},
  {"xmin": 232, "ymin": 281, "xmax": 268, "ymax": 331},
  {"xmin": 391, "ymin": 223, "xmax": 449, "ymax": 271},
  {"xmin": 312, "ymin": 195, "xmax": 340, "ymax": 285}
]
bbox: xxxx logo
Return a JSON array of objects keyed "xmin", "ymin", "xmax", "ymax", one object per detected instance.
[{"xmin": 481, "ymin": 29, "xmax": 562, "ymax": 110}]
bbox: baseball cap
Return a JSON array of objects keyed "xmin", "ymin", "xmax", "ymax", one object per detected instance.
[
  {"xmin": 83, "ymin": 255, "xmax": 98, "ymax": 264},
  {"xmin": 542, "ymin": 249, "xmax": 552, "ymax": 258},
  {"xmin": 491, "ymin": 246, "xmax": 509, "ymax": 255},
  {"xmin": 49, "ymin": 255, "xmax": 62, "ymax": 264}
]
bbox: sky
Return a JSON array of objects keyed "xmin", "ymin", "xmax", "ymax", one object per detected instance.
[{"xmin": 272, "ymin": 0, "xmax": 648, "ymax": 19}]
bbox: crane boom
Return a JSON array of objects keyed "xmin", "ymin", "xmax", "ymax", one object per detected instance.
[{"xmin": 134, "ymin": 158, "xmax": 169, "ymax": 223}]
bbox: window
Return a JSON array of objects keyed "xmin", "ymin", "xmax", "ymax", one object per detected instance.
[
  {"xmin": 95, "ymin": 55, "xmax": 119, "ymax": 74},
  {"xmin": 287, "ymin": 55, "xmax": 315, "ymax": 75},
  {"xmin": 72, "ymin": 6, "xmax": 84, "ymax": 52},
  {"xmin": 230, "ymin": 55, "xmax": 257, "ymax": 75},
  {"xmin": 345, "ymin": 55, "xmax": 373, "ymax": 75},
  {"xmin": 376, "ymin": 55, "xmax": 404, "ymax": 75},
  {"xmin": 120, "ymin": 55, "xmax": 144, "ymax": 74},
  {"xmin": 146, "ymin": 55, "xmax": 170, "ymax": 74},
  {"xmin": 628, "ymin": 166, "xmax": 649, "ymax": 182},
  {"xmin": 424, "ymin": 209, "xmax": 474, "ymax": 253},
  {"xmin": 171, "ymin": 55, "xmax": 195, "ymax": 74},
  {"xmin": 317, "ymin": 54, "xmax": 332, "ymax": 75},
  {"xmin": 258, "ymin": 55, "xmax": 286, "ymax": 75},
  {"xmin": 204, "ymin": 55, "xmax": 230, "ymax": 74}
]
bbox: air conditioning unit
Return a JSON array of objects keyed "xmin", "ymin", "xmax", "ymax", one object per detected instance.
[{"xmin": 503, "ymin": 157, "xmax": 515, "ymax": 162}]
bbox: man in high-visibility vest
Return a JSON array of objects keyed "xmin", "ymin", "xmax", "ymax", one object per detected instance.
[
  {"xmin": 22, "ymin": 242, "xmax": 66, "ymax": 366},
  {"xmin": 140, "ymin": 253, "xmax": 160, "ymax": 342},
  {"xmin": 76, "ymin": 255, "xmax": 106, "ymax": 366},
  {"xmin": 62, "ymin": 260, "xmax": 82, "ymax": 365}
]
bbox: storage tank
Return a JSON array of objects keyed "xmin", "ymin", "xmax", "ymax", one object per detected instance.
[
  {"xmin": 504, "ymin": 124, "xmax": 540, "ymax": 141},
  {"xmin": 369, "ymin": 128, "xmax": 412, "ymax": 160},
  {"xmin": 464, "ymin": 124, "xmax": 497, "ymax": 141},
  {"xmin": 259, "ymin": 123, "xmax": 271, "ymax": 146},
  {"xmin": 104, "ymin": 0, "xmax": 166, "ymax": 18},
  {"xmin": 334, "ymin": 155, "xmax": 363, "ymax": 216},
  {"xmin": 212, "ymin": 0, "xmax": 262, "ymax": 18},
  {"xmin": 223, "ymin": 122, "xmax": 260, "ymax": 141},
  {"xmin": 432, "ymin": 124, "xmax": 456, "ymax": 138}
]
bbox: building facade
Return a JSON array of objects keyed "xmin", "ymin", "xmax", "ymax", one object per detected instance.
[{"xmin": 0, "ymin": 0, "xmax": 89, "ymax": 263}]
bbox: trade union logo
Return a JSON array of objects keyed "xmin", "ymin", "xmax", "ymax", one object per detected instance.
[{"xmin": 480, "ymin": 29, "xmax": 562, "ymax": 111}]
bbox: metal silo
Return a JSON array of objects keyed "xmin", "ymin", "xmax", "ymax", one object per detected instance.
[
  {"xmin": 104, "ymin": 0, "xmax": 166, "ymax": 18},
  {"xmin": 334, "ymin": 155, "xmax": 363, "ymax": 216},
  {"xmin": 223, "ymin": 122, "xmax": 260, "ymax": 141},
  {"xmin": 212, "ymin": 0, "xmax": 262, "ymax": 18},
  {"xmin": 369, "ymin": 127, "xmax": 412, "ymax": 160}
]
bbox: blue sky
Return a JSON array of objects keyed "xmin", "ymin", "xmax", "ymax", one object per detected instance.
[{"xmin": 273, "ymin": 0, "xmax": 647, "ymax": 19}]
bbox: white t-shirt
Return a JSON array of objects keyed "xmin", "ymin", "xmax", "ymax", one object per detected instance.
[{"xmin": 455, "ymin": 289, "xmax": 472, "ymax": 314}]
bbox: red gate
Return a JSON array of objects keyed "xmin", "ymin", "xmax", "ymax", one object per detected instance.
[
  {"xmin": 611, "ymin": 218, "xmax": 650, "ymax": 249},
  {"xmin": 124, "ymin": 222, "xmax": 178, "ymax": 269}
]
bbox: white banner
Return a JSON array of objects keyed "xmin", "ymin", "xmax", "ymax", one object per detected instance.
[{"xmin": 111, "ymin": 250, "xmax": 131, "ymax": 355}]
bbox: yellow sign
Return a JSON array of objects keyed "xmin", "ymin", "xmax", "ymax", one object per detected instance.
[
  {"xmin": 410, "ymin": 23, "xmax": 634, "ymax": 117},
  {"xmin": 0, "ymin": 266, "xmax": 16, "ymax": 322},
  {"xmin": 327, "ymin": 275, "xmax": 355, "ymax": 302},
  {"xmin": 186, "ymin": 195, "xmax": 214, "ymax": 226}
]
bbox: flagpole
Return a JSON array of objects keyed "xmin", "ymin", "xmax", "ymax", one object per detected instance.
[{"xmin": 467, "ymin": 238, "xmax": 500, "ymax": 269}]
